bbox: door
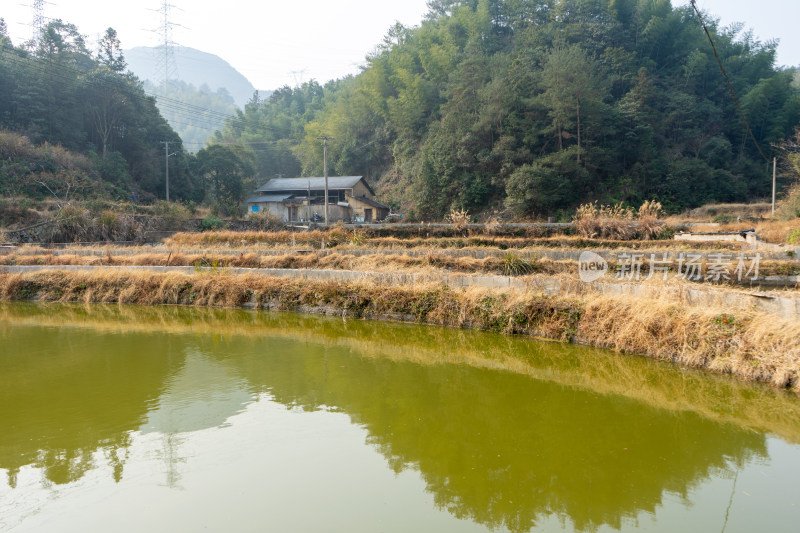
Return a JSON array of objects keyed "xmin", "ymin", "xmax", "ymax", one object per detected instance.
[{"xmin": 364, "ymin": 208, "xmax": 372, "ymax": 222}]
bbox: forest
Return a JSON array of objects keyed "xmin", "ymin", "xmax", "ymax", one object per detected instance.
[
  {"xmin": 0, "ymin": 19, "xmax": 251, "ymax": 214},
  {"xmin": 215, "ymin": 0, "xmax": 800, "ymax": 218},
  {"xmin": 2, "ymin": 0, "xmax": 800, "ymax": 220}
]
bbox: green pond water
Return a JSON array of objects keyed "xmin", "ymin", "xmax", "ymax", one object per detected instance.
[{"xmin": 1, "ymin": 302, "xmax": 799, "ymax": 532}]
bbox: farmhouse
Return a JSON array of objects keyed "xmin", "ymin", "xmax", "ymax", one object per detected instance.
[{"xmin": 245, "ymin": 176, "xmax": 391, "ymax": 223}]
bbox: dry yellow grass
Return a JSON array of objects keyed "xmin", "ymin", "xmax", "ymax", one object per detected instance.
[
  {"xmin": 577, "ymin": 295, "xmax": 800, "ymax": 389},
  {"xmin": 1, "ymin": 268, "xmax": 798, "ymax": 392},
  {"xmin": 688, "ymin": 219, "xmax": 800, "ymax": 244},
  {"xmin": 683, "ymin": 202, "xmax": 772, "ymax": 221},
  {"xmin": 7, "ymin": 248, "xmax": 799, "ymax": 280},
  {"xmin": 161, "ymin": 230, "xmax": 757, "ymax": 254},
  {"xmin": 0, "ymin": 250, "xmax": 554, "ymax": 276}
]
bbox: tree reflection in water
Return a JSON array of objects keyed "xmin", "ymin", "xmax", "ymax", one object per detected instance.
[{"xmin": 1, "ymin": 303, "xmax": 797, "ymax": 532}]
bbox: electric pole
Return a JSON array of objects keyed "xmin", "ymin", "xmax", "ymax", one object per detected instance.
[
  {"xmin": 772, "ymin": 157, "xmax": 777, "ymax": 215},
  {"xmin": 161, "ymin": 141, "xmax": 176, "ymax": 202},
  {"xmin": 319, "ymin": 136, "xmax": 330, "ymax": 225}
]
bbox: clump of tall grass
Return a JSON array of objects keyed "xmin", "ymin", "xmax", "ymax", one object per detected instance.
[
  {"xmin": 788, "ymin": 228, "xmax": 800, "ymax": 245},
  {"xmin": 575, "ymin": 201, "xmax": 666, "ymax": 240},
  {"xmin": 349, "ymin": 229, "xmax": 366, "ymax": 246},
  {"xmin": 193, "ymin": 257, "xmax": 230, "ymax": 275},
  {"xmin": 499, "ymin": 252, "xmax": 536, "ymax": 276},
  {"xmin": 574, "ymin": 202, "xmax": 635, "ymax": 239},
  {"xmin": 636, "ymin": 200, "xmax": 665, "ymax": 240}
]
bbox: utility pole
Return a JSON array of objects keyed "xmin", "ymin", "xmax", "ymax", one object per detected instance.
[
  {"xmin": 772, "ymin": 157, "xmax": 777, "ymax": 215},
  {"xmin": 318, "ymin": 136, "xmax": 330, "ymax": 225},
  {"xmin": 161, "ymin": 141, "xmax": 176, "ymax": 202}
]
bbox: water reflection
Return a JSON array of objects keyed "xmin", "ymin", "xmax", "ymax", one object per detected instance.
[
  {"xmin": 1, "ymin": 303, "xmax": 798, "ymax": 532},
  {"xmin": 0, "ymin": 321, "xmax": 182, "ymax": 487}
]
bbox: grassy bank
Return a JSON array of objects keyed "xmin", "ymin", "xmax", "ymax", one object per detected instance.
[
  {"xmin": 164, "ymin": 230, "xmax": 706, "ymax": 251},
  {"xmin": 4, "ymin": 246, "xmax": 798, "ymax": 279},
  {"xmin": 1, "ymin": 269, "xmax": 797, "ymax": 392}
]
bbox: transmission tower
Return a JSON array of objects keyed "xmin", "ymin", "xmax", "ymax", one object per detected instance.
[
  {"xmin": 24, "ymin": 0, "xmax": 50, "ymax": 43},
  {"xmin": 150, "ymin": 0, "xmax": 181, "ymax": 98},
  {"xmin": 289, "ymin": 69, "xmax": 308, "ymax": 87}
]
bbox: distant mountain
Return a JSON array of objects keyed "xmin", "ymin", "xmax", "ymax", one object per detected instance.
[{"xmin": 125, "ymin": 46, "xmax": 257, "ymax": 108}]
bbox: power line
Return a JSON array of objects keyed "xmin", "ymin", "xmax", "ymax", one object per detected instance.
[
  {"xmin": 0, "ymin": 47, "xmax": 303, "ymax": 146},
  {"xmin": 690, "ymin": 0, "xmax": 770, "ymax": 163},
  {"xmin": 0, "ymin": 48, "xmax": 237, "ymax": 131}
]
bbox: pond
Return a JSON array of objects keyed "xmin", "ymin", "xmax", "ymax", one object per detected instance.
[{"xmin": 1, "ymin": 302, "xmax": 799, "ymax": 532}]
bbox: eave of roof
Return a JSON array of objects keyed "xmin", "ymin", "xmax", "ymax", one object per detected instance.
[
  {"xmin": 256, "ymin": 176, "xmax": 367, "ymax": 193},
  {"xmin": 245, "ymin": 194, "xmax": 294, "ymax": 203},
  {"xmin": 351, "ymin": 195, "xmax": 391, "ymax": 210}
]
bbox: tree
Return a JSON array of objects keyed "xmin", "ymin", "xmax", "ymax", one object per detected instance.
[
  {"xmin": 539, "ymin": 44, "xmax": 608, "ymax": 162},
  {"xmin": 505, "ymin": 148, "xmax": 584, "ymax": 216},
  {"xmin": 0, "ymin": 18, "xmax": 11, "ymax": 48},
  {"xmin": 195, "ymin": 145, "xmax": 254, "ymax": 216},
  {"xmin": 97, "ymin": 28, "xmax": 126, "ymax": 73},
  {"xmin": 80, "ymin": 68, "xmax": 134, "ymax": 160}
]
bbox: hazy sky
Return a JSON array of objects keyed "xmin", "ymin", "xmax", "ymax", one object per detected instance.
[{"xmin": 1, "ymin": 0, "xmax": 798, "ymax": 90}]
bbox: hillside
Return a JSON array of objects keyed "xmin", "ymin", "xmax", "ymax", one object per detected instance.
[
  {"xmin": 141, "ymin": 79, "xmax": 237, "ymax": 151},
  {"xmin": 125, "ymin": 46, "xmax": 257, "ymax": 108},
  {"xmin": 214, "ymin": 0, "xmax": 800, "ymax": 220}
]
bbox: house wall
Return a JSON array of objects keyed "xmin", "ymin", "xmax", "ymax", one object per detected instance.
[
  {"xmin": 303, "ymin": 204, "xmax": 352, "ymax": 223},
  {"xmin": 249, "ymin": 202, "xmax": 352, "ymax": 223},
  {"xmin": 349, "ymin": 197, "xmax": 389, "ymax": 222},
  {"xmin": 351, "ymin": 181, "xmax": 372, "ymax": 198},
  {"xmin": 249, "ymin": 202, "xmax": 289, "ymax": 220},
  {"xmin": 324, "ymin": 205, "xmax": 352, "ymax": 222}
]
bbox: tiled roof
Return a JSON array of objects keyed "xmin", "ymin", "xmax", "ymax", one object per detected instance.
[{"xmin": 256, "ymin": 176, "xmax": 364, "ymax": 192}]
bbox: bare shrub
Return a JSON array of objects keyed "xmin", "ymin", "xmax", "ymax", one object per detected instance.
[
  {"xmin": 41, "ymin": 142, "xmax": 92, "ymax": 171},
  {"xmin": 0, "ymin": 131, "xmax": 36, "ymax": 159},
  {"xmin": 247, "ymin": 211, "xmax": 284, "ymax": 231},
  {"xmin": 446, "ymin": 208, "xmax": 470, "ymax": 231},
  {"xmin": 48, "ymin": 205, "xmax": 93, "ymax": 243},
  {"xmin": 775, "ymin": 183, "xmax": 800, "ymax": 221},
  {"xmin": 152, "ymin": 201, "xmax": 192, "ymax": 229},
  {"xmin": 484, "ymin": 217, "xmax": 501, "ymax": 235}
]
